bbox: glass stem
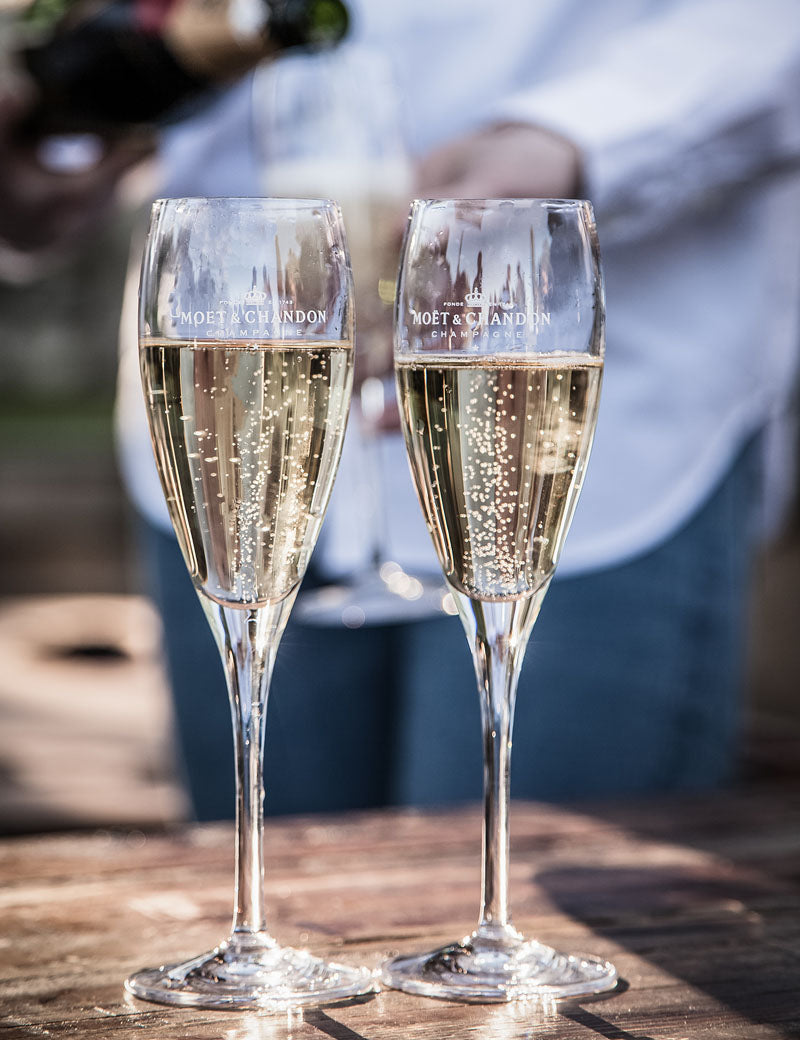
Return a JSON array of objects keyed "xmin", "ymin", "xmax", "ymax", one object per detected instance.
[
  {"xmin": 201, "ymin": 595, "xmax": 297, "ymax": 945},
  {"xmin": 455, "ymin": 587, "xmax": 549, "ymax": 942}
]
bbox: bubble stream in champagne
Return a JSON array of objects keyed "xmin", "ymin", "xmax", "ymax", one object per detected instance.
[
  {"xmin": 396, "ymin": 352, "xmax": 602, "ymax": 602},
  {"xmin": 141, "ymin": 338, "xmax": 352, "ymax": 607}
]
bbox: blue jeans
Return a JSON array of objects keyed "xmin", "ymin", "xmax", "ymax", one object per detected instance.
[{"xmin": 140, "ymin": 441, "xmax": 758, "ymax": 820}]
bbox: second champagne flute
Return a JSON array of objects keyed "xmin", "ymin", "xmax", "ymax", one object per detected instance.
[
  {"xmin": 125, "ymin": 197, "xmax": 374, "ymax": 1009},
  {"xmin": 384, "ymin": 198, "xmax": 618, "ymax": 1002}
]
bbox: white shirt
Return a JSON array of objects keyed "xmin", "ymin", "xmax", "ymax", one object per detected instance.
[{"xmin": 116, "ymin": 0, "xmax": 800, "ymax": 579}]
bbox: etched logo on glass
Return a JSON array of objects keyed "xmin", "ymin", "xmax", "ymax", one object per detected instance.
[{"xmin": 409, "ymin": 291, "xmax": 550, "ymax": 340}]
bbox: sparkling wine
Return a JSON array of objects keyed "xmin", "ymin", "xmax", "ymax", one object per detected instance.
[
  {"xmin": 141, "ymin": 338, "xmax": 352, "ymax": 606},
  {"xmin": 396, "ymin": 352, "xmax": 602, "ymax": 601}
]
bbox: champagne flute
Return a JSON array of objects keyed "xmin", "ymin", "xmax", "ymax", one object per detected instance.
[
  {"xmin": 125, "ymin": 197, "xmax": 374, "ymax": 1009},
  {"xmin": 383, "ymin": 198, "xmax": 618, "ymax": 1002},
  {"xmin": 253, "ymin": 46, "xmax": 448, "ymax": 624}
]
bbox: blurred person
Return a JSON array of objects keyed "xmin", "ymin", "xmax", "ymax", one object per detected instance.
[{"xmin": 116, "ymin": 0, "xmax": 800, "ymax": 819}]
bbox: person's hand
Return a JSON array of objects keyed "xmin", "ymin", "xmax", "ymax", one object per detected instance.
[
  {"xmin": 417, "ymin": 121, "xmax": 582, "ymax": 200},
  {"xmin": 0, "ymin": 85, "xmax": 152, "ymax": 274}
]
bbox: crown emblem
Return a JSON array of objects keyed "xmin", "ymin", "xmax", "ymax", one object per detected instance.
[
  {"xmin": 244, "ymin": 288, "xmax": 267, "ymax": 304},
  {"xmin": 464, "ymin": 289, "xmax": 484, "ymax": 306}
]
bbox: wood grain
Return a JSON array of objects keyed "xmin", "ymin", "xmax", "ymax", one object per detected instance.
[{"xmin": 2, "ymin": 788, "xmax": 800, "ymax": 1038}]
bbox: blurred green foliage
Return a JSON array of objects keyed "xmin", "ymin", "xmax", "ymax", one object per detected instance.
[{"xmin": 0, "ymin": 393, "xmax": 114, "ymax": 457}]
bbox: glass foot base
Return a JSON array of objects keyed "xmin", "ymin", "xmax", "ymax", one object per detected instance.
[
  {"xmin": 125, "ymin": 934, "xmax": 376, "ymax": 1010},
  {"xmin": 382, "ymin": 928, "xmax": 618, "ymax": 1004}
]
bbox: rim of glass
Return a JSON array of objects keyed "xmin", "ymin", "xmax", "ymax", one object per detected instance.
[
  {"xmin": 411, "ymin": 197, "xmax": 591, "ymax": 210},
  {"xmin": 153, "ymin": 196, "xmax": 341, "ymax": 209}
]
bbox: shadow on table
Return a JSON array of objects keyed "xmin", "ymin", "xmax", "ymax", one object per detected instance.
[
  {"xmin": 212, "ymin": 991, "xmax": 655, "ymax": 1040},
  {"xmin": 533, "ymin": 787, "xmax": 800, "ymax": 1038}
]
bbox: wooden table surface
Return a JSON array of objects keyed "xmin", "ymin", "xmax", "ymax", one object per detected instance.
[{"xmin": 2, "ymin": 786, "xmax": 800, "ymax": 1040}]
